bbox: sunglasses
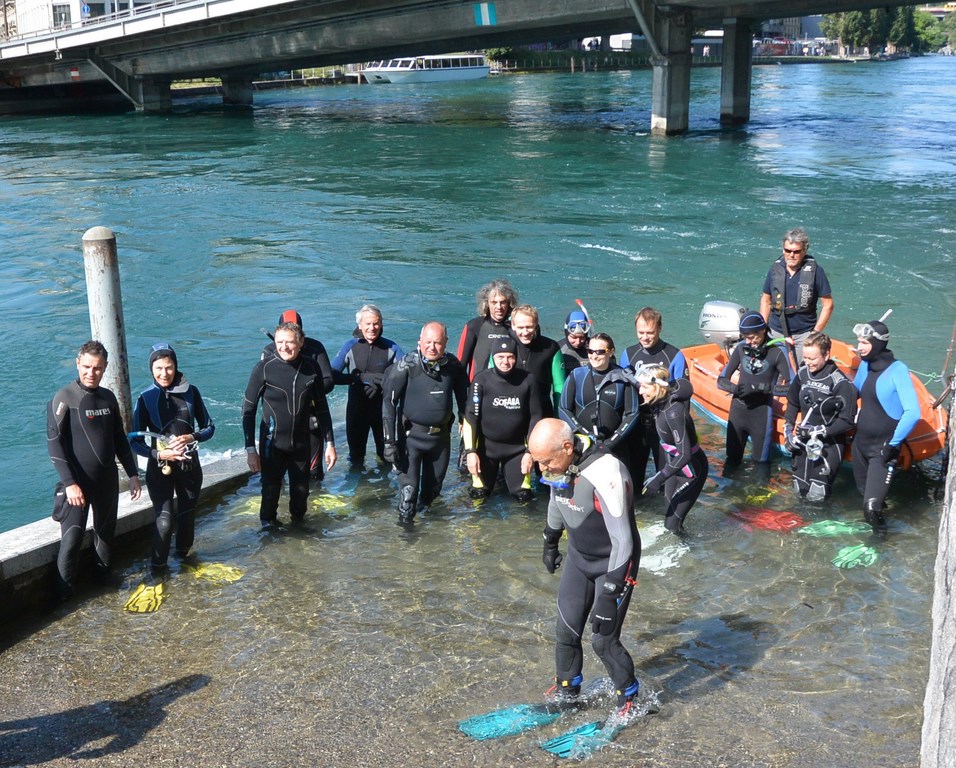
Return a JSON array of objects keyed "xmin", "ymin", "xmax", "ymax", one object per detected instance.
[
  {"xmin": 587, "ymin": 348, "xmax": 610, "ymax": 355},
  {"xmin": 782, "ymin": 247, "xmax": 804, "ymax": 255}
]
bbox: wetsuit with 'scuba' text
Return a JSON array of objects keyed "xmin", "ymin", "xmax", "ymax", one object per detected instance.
[
  {"xmin": 47, "ymin": 380, "xmax": 139, "ymax": 590},
  {"xmin": 457, "ymin": 316, "xmax": 511, "ymax": 382},
  {"xmin": 383, "ymin": 351, "xmax": 468, "ymax": 512},
  {"xmin": 544, "ymin": 436, "xmax": 639, "ymax": 697},
  {"xmin": 852, "ymin": 351, "xmax": 919, "ymax": 514},
  {"xmin": 331, "ymin": 331, "xmax": 403, "ymax": 464},
  {"xmin": 131, "ymin": 372, "xmax": 215, "ymax": 568},
  {"xmin": 462, "ymin": 365, "xmax": 542, "ymax": 499},
  {"xmin": 243, "ymin": 355, "xmax": 334, "ymax": 523},
  {"xmin": 621, "ymin": 339, "xmax": 688, "ymax": 487}
]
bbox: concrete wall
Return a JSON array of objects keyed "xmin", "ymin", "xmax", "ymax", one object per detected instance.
[{"xmin": 0, "ymin": 454, "xmax": 250, "ymax": 622}]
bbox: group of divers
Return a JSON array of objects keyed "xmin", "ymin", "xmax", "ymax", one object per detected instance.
[{"xmin": 46, "ymin": 229, "xmax": 925, "ymax": 724}]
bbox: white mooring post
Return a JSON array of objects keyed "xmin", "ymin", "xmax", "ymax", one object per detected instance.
[{"xmin": 82, "ymin": 226, "xmax": 133, "ymax": 434}]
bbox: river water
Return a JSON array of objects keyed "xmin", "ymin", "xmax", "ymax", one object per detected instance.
[{"xmin": 0, "ymin": 57, "xmax": 954, "ymax": 766}]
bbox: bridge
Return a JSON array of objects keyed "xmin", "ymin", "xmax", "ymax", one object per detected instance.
[{"xmin": 0, "ymin": 0, "xmax": 925, "ymax": 132}]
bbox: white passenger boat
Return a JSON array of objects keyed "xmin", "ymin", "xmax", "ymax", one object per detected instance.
[{"xmin": 362, "ymin": 54, "xmax": 490, "ymax": 84}]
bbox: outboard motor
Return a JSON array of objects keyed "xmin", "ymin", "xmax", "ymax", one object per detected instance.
[{"xmin": 698, "ymin": 301, "xmax": 746, "ymax": 351}]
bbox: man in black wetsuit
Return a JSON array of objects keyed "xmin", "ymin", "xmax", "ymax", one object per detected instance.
[
  {"xmin": 783, "ymin": 332, "xmax": 856, "ymax": 501},
  {"xmin": 509, "ymin": 304, "xmax": 566, "ymax": 417},
  {"xmin": 262, "ymin": 310, "xmax": 334, "ymax": 481},
  {"xmin": 47, "ymin": 340, "xmax": 142, "ymax": 599},
  {"xmin": 456, "ymin": 279, "xmax": 518, "ymax": 382},
  {"xmin": 462, "ymin": 337, "xmax": 542, "ymax": 501},
  {"xmin": 245, "ymin": 322, "xmax": 336, "ymax": 528},
  {"xmin": 620, "ymin": 307, "xmax": 689, "ymax": 490},
  {"xmin": 528, "ymin": 418, "xmax": 641, "ymax": 719},
  {"xmin": 383, "ymin": 321, "xmax": 468, "ymax": 524},
  {"xmin": 330, "ymin": 304, "xmax": 404, "ymax": 468}
]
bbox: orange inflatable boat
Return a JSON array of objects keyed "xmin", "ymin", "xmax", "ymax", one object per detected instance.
[{"xmin": 683, "ymin": 303, "xmax": 948, "ymax": 472}]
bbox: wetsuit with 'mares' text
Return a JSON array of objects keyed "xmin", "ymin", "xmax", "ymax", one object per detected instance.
[{"xmin": 48, "ymin": 380, "xmax": 139, "ymax": 591}]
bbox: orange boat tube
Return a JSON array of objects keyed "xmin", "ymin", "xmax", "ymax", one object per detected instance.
[{"xmin": 682, "ymin": 339, "xmax": 948, "ymax": 471}]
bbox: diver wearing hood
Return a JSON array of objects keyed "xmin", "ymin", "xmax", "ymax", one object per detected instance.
[
  {"xmin": 462, "ymin": 337, "xmax": 543, "ymax": 500},
  {"xmin": 131, "ymin": 343, "xmax": 215, "ymax": 573},
  {"xmin": 717, "ymin": 311, "xmax": 793, "ymax": 471},
  {"xmin": 637, "ymin": 366, "xmax": 708, "ymax": 535},
  {"xmin": 851, "ymin": 320, "xmax": 920, "ymax": 529}
]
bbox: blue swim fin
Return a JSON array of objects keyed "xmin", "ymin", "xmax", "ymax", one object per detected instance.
[
  {"xmin": 459, "ymin": 703, "xmax": 561, "ymax": 740},
  {"xmin": 540, "ymin": 720, "xmax": 609, "ymax": 758}
]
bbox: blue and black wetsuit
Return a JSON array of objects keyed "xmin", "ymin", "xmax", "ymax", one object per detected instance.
[
  {"xmin": 331, "ymin": 330, "xmax": 403, "ymax": 465},
  {"xmin": 621, "ymin": 339, "xmax": 688, "ymax": 488},
  {"xmin": 559, "ymin": 365, "xmax": 639, "ymax": 469},
  {"xmin": 852, "ymin": 350, "xmax": 919, "ymax": 526},
  {"xmin": 543, "ymin": 436, "xmax": 639, "ymax": 701},
  {"xmin": 462, "ymin": 365, "xmax": 542, "ymax": 500},
  {"xmin": 243, "ymin": 354, "xmax": 334, "ymax": 524},
  {"xmin": 131, "ymin": 371, "xmax": 215, "ymax": 570},
  {"xmin": 383, "ymin": 351, "xmax": 468, "ymax": 520},
  {"xmin": 263, "ymin": 335, "xmax": 333, "ymax": 480},
  {"xmin": 47, "ymin": 380, "xmax": 139, "ymax": 592},
  {"xmin": 784, "ymin": 360, "xmax": 856, "ymax": 501},
  {"xmin": 645, "ymin": 380, "xmax": 708, "ymax": 534},
  {"xmin": 717, "ymin": 341, "xmax": 792, "ymax": 468}
]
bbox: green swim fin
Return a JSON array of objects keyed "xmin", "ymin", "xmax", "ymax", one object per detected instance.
[
  {"xmin": 124, "ymin": 582, "xmax": 167, "ymax": 613},
  {"xmin": 832, "ymin": 544, "xmax": 878, "ymax": 569},
  {"xmin": 797, "ymin": 520, "xmax": 873, "ymax": 538}
]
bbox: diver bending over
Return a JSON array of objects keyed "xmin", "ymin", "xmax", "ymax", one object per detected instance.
[{"xmin": 528, "ymin": 419, "xmax": 641, "ymax": 718}]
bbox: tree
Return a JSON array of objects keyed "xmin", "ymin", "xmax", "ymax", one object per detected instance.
[{"xmin": 888, "ymin": 6, "xmax": 917, "ymax": 50}]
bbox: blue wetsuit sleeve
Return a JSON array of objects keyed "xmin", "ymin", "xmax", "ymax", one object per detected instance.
[
  {"xmin": 130, "ymin": 395, "xmax": 153, "ymax": 460},
  {"xmin": 889, "ymin": 363, "xmax": 920, "ymax": 445},
  {"xmin": 853, "ymin": 362, "xmax": 868, "ymax": 392},
  {"xmin": 670, "ymin": 350, "xmax": 688, "ymax": 381},
  {"xmin": 619, "ymin": 348, "xmax": 631, "ymax": 369},
  {"xmin": 192, "ymin": 387, "xmax": 216, "ymax": 443},
  {"xmin": 330, "ymin": 339, "xmax": 357, "ymax": 385}
]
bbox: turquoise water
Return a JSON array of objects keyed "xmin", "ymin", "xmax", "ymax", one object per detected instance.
[
  {"xmin": 0, "ymin": 57, "xmax": 954, "ymax": 767},
  {"xmin": 2, "ymin": 57, "xmax": 953, "ymax": 532}
]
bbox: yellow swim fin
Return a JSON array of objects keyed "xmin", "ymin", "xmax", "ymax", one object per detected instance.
[
  {"xmin": 183, "ymin": 562, "xmax": 244, "ymax": 584},
  {"xmin": 124, "ymin": 582, "xmax": 167, "ymax": 613}
]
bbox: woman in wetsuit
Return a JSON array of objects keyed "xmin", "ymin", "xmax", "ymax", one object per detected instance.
[
  {"xmin": 851, "ymin": 319, "xmax": 919, "ymax": 529},
  {"xmin": 637, "ymin": 365, "xmax": 709, "ymax": 535},
  {"xmin": 131, "ymin": 344, "xmax": 215, "ymax": 575},
  {"xmin": 559, "ymin": 333, "xmax": 639, "ymax": 470},
  {"xmin": 717, "ymin": 312, "xmax": 792, "ymax": 472}
]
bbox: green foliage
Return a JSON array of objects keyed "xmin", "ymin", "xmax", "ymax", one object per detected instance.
[
  {"xmin": 484, "ymin": 48, "xmax": 515, "ymax": 62},
  {"xmin": 941, "ymin": 11, "xmax": 956, "ymax": 46},
  {"xmin": 820, "ymin": 6, "xmax": 949, "ymax": 52}
]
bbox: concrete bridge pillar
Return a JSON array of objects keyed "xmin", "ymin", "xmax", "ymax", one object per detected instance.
[
  {"xmin": 222, "ymin": 76, "xmax": 254, "ymax": 107},
  {"xmin": 720, "ymin": 18, "xmax": 754, "ymax": 125},
  {"xmin": 136, "ymin": 79, "xmax": 172, "ymax": 113},
  {"xmin": 650, "ymin": 13, "xmax": 692, "ymax": 136}
]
